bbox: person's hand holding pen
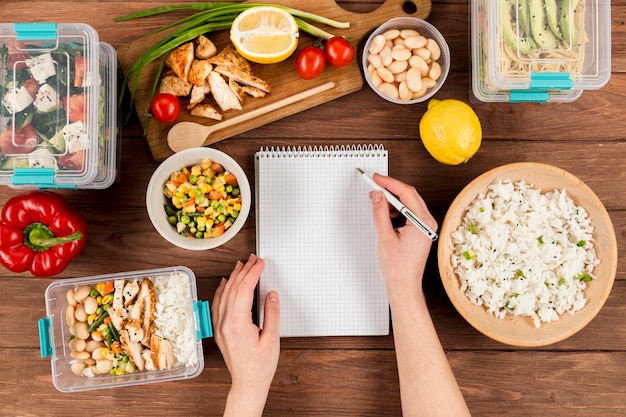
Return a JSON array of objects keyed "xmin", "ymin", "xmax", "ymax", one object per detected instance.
[
  {"xmin": 212, "ymin": 254, "xmax": 281, "ymax": 417},
  {"xmin": 366, "ymin": 173, "xmax": 438, "ymax": 296}
]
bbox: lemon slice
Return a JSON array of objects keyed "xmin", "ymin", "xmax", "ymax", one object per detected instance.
[{"xmin": 230, "ymin": 6, "xmax": 299, "ymax": 64}]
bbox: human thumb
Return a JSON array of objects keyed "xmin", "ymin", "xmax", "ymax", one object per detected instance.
[
  {"xmin": 261, "ymin": 291, "xmax": 280, "ymax": 339},
  {"xmin": 370, "ymin": 190, "xmax": 393, "ymax": 238}
]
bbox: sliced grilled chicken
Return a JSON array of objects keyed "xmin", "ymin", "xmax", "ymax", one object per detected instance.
[
  {"xmin": 190, "ymin": 103, "xmax": 222, "ymax": 121},
  {"xmin": 213, "ymin": 65, "xmax": 270, "ymax": 93},
  {"xmin": 138, "ymin": 278, "xmax": 156, "ymax": 347},
  {"xmin": 119, "ymin": 329, "xmax": 145, "ymax": 371},
  {"xmin": 151, "ymin": 335, "xmax": 175, "ymax": 370},
  {"xmin": 165, "ymin": 41, "xmax": 194, "ymax": 81},
  {"xmin": 208, "ymin": 72, "xmax": 242, "ymax": 111}
]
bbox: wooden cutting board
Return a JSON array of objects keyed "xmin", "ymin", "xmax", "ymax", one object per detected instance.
[{"xmin": 117, "ymin": 0, "xmax": 432, "ymax": 160}]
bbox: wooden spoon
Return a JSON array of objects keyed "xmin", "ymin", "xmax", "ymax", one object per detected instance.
[{"xmin": 167, "ymin": 81, "xmax": 336, "ymax": 153}]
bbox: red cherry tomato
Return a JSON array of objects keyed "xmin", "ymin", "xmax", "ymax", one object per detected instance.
[
  {"xmin": 150, "ymin": 93, "xmax": 181, "ymax": 124},
  {"xmin": 296, "ymin": 45, "xmax": 326, "ymax": 80},
  {"xmin": 324, "ymin": 37, "xmax": 355, "ymax": 67},
  {"xmin": 0, "ymin": 124, "xmax": 37, "ymax": 154},
  {"xmin": 63, "ymin": 93, "xmax": 87, "ymax": 123}
]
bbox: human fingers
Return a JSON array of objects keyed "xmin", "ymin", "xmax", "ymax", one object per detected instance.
[
  {"xmin": 260, "ymin": 290, "xmax": 280, "ymax": 342},
  {"xmin": 372, "ymin": 174, "xmax": 437, "ymax": 231},
  {"xmin": 211, "ymin": 277, "xmax": 228, "ymax": 324},
  {"xmin": 369, "ymin": 190, "xmax": 396, "ymax": 244},
  {"xmin": 230, "ymin": 255, "xmax": 265, "ymax": 315}
]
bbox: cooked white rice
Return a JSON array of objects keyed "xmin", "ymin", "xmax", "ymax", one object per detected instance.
[
  {"xmin": 450, "ymin": 179, "xmax": 600, "ymax": 328},
  {"xmin": 153, "ymin": 273, "xmax": 197, "ymax": 367}
]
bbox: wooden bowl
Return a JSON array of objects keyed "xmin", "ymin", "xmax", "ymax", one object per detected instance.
[{"xmin": 438, "ymin": 162, "xmax": 617, "ymax": 347}]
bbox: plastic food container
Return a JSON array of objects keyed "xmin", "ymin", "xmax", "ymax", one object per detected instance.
[
  {"xmin": 0, "ymin": 23, "xmax": 119, "ymax": 188},
  {"xmin": 471, "ymin": 0, "xmax": 611, "ymax": 103},
  {"xmin": 38, "ymin": 266, "xmax": 212, "ymax": 392}
]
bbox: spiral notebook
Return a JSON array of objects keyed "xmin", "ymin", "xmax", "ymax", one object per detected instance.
[{"xmin": 255, "ymin": 144, "xmax": 389, "ymax": 337}]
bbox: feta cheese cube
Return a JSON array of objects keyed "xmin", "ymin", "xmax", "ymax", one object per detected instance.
[
  {"xmin": 28, "ymin": 148, "xmax": 56, "ymax": 168},
  {"xmin": 63, "ymin": 121, "xmax": 88, "ymax": 153},
  {"xmin": 2, "ymin": 86, "xmax": 34, "ymax": 114},
  {"xmin": 34, "ymin": 83, "xmax": 58, "ymax": 112},
  {"xmin": 26, "ymin": 53, "xmax": 56, "ymax": 84}
]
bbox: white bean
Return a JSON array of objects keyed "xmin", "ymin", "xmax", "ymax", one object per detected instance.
[
  {"xmin": 376, "ymin": 67, "xmax": 395, "ymax": 83},
  {"xmin": 394, "ymin": 71, "xmax": 408, "ymax": 83},
  {"xmin": 74, "ymin": 321, "xmax": 89, "ymax": 340},
  {"xmin": 66, "ymin": 289, "xmax": 77, "ymax": 307},
  {"xmin": 85, "ymin": 339, "xmax": 105, "ymax": 353},
  {"xmin": 399, "ymin": 81, "xmax": 413, "ymax": 101},
  {"xmin": 388, "ymin": 59, "xmax": 408, "ymax": 75},
  {"xmin": 74, "ymin": 303, "xmax": 87, "ymax": 322},
  {"xmin": 96, "ymin": 359, "xmax": 113, "ymax": 374},
  {"xmin": 404, "ymin": 35, "xmax": 427, "ymax": 50},
  {"xmin": 368, "ymin": 53, "xmax": 383, "ymax": 69},
  {"xmin": 416, "ymin": 47, "xmax": 431, "ymax": 62},
  {"xmin": 408, "ymin": 55, "xmax": 430, "ymax": 77},
  {"xmin": 400, "ymin": 29, "xmax": 421, "ymax": 39},
  {"xmin": 371, "ymin": 70, "xmax": 383, "ymax": 88},
  {"xmin": 406, "ymin": 68, "xmax": 424, "ymax": 92},
  {"xmin": 426, "ymin": 38, "xmax": 441, "ymax": 61},
  {"xmin": 69, "ymin": 338, "xmax": 86, "ymax": 352},
  {"xmin": 378, "ymin": 82, "xmax": 399, "ymax": 99},
  {"xmin": 379, "ymin": 46, "xmax": 393, "ymax": 67},
  {"xmin": 391, "ymin": 47, "xmax": 412, "ymax": 61},
  {"xmin": 368, "ymin": 34, "xmax": 386, "ymax": 55},
  {"xmin": 383, "ymin": 29, "xmax": 400, "ymax": 40},
  {"xmin": 70, "ymin": 362, "xmax": 86, "ymax": 377},
  {"xmin": 71, "ymin": 350, "xmax": 91, "ymax": 360},
  {"xmin": 92, "ymin": 347, "xmax": 107, "ymax": 361},
  {"xmin": 65, "ymin": 305, "xmax": 75, "ymax": 327},
  {"xmin": 429, "ymin": 62, "xmax": 442, "ymax": 81},
  {"xmin": 84, "ymin": 296, "xmax": 98, "ymax": 315},
  {"xmin": 73, "ymin": 285, "xmax": 91, "ymax": 303}
]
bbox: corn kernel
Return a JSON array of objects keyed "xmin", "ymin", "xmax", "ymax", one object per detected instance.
[
  {"xmin": 234, "ymin": 203, "xmax": 242, "ymax": 211},
  {"xmin": 87, "ymin": 313, "xmax": 97, "ymax": 324},
  {"xmin": 191, "ymin": 166, "xmax": 201, "ymax": 176},
  {"xmin": 101, "ymin": 348, "xmax": 110, "ymax": 358}
]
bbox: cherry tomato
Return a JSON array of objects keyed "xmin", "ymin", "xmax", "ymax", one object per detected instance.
[
  {"xmin": 150, "ymin": 93, "xmax": 181, "ymax": 123},
  {"xmin": 296, "ymin": 45, "xmax": 326, "ymax": 80},
  {"xmin": 324, "ymin": 37, "xmax": 355, "ymax": 67}
]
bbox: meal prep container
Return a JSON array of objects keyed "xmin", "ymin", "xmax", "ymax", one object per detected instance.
[
  {"xmin": 38, "ymin": 266, "xmax": 213, "ymax": 392},
  {"xmin": 471, "ymin": 0, "xmax": 611, "ymax": 103},
  {"xmin": 0, "ymin": 23, "xmax": 119, "ymax": 188}
]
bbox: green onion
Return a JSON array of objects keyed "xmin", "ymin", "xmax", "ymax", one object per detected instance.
[
  {"xmin": 537, "ymin": 235, "xmax": 544, "ymax": 244},
  {"xmin": 115, "ymin": 2, "xmax": 351, "ymax": 125},
  {"xmin": 577, "ymin": 240, "xmax": 586, "ymax": 247},
  {"xmin": 469, "ymin": 224, "xmax": 476, "ymax": 234},
  {"xmin": 462, "ymin": 251, "xmax": 474, "ymax": 260},
  {"xmin": 578, "ymin": 272, "xmax": 593, "ymax": 282}
]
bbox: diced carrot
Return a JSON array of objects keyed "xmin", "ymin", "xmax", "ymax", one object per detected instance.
[
  {"xmin": 208, "ymin": 190, "xmax": 222, "ymax": 201},
  {"xmin": 211, "ymin": 162, "xmax": 224, "ymax": 174},
  {"xmin": 111, "ymin": 341, "xmax": 122, "ymax": 354},
  {"xmin": 103, "ymin": 317, "xmax": 111, "ymax": 325},
  {"xmin": 103, "ymin": 281, "xmax": 114, "ymax": 295},
  {"xmin": 176, "ymin": 172, "xmax": 187, "ymax": 183},
  {"xmin": 224, "ymin": 173, "xmax": 238, "ymax": 186},
  {"xmin": 211, "ymin": 223, "xmax": 225, "ymax": 237},
  {"xmin": 196, "ymin": 205, "xmax": 206, "ymax": 212}
]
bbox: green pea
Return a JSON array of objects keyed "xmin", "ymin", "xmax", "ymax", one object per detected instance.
[
  {"xmin": 96, "ymin": 306, "xmax": 104, "ymax": 315},
  {"xmin": 102, "ymin": 326, "xmax": 110, "ymax": 337},
  {"xmin": 189, "ymin": 175, "xmax": 198, "ymax": 184},
  {"xmin": 168, "ymin": 216, "xmax": 177, "ymax": 225},
  {"xmin": 164, "ymin": 205, "xmax": 177, "ymax": 216},
  {"xmin": 196, "ymin": 196, "xmax": 206, "ymax": 205},
  {"xmin": 179, "ymin": 195, "xmax": 188, "ymax": 205},
  {"xmin": 196, "ymin": 232, "xmax": 203, "ymax": 238},
  {"xmin": 90, "ymin": 288, "xmax": 99, "ymax": 298},
  {"xmin": 226, "ymin": 185, "xmax": 233, "ymax": 193},
  {"xmin": 210, "ymin": 200, "xmax": 219, "ymax": 209},
  {"xmin": 217, "ymin": 204, "xmax": 224, "ymax": 213},
  {"xmin": 231, "ymin": 188, "xmax": 240, "ymax": 197},
  {"xmin": 181, "ymin": 215, "xmax": 191, "ymax": 224},
  {"xmin": 231, "ymin": 210, "xmax": 239, "ymax": 219},
  {"xmin": 217, "ymin": 214, "xmax": 226, "ymax": 223}
]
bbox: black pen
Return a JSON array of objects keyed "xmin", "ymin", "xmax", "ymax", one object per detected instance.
[{"xmin": 357, "ymin": 168, "xmax": 438, "ymax": 240}]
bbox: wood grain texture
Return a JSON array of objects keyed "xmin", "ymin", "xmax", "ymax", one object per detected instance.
[{"xmin": 1, "ymin": 1, "xmax": 626, "ymax": 416}]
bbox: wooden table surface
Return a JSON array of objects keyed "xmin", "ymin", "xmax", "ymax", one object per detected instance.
[{"xmin": 1, "ymin": 1, "xmax": 625, "ymax": 416}]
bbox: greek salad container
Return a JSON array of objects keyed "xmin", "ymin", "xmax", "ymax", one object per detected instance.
[
  {"xmin": 0, "ymin": 23, "xmax": 119, "ymax": 189},
  {"xmin": 38, "ymin": 266, "xmax": 212, "ymax": 392},
  {"xmin": 471, "ymin": 0, "xmax": 611, "ymax": 103}
]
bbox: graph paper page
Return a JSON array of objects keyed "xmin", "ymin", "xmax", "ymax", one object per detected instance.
[{"xmin": 255, "ymin": 145, "xmax": 389, "ymax": 337}]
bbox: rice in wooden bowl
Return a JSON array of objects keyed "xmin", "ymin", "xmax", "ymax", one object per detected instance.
[{"xmin": 438, "ymin": 162, "xmax": 617, "ymax": 347}]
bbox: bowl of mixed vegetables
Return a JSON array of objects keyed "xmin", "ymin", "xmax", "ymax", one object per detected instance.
[{"xmin": 146, "ymin": 147, "xmax": 251, "ymax": 250}]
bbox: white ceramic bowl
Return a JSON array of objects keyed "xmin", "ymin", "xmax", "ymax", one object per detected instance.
[
  {"xmin": 362, "ymin": 17, "xmax": 450, "ymax": 104},
  {"xmin": 146, "ymin": 147, "xmax": 251, "ymax": 250}
]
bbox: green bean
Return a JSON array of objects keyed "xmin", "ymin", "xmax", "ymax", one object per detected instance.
[
  {"xmin": 88, "ymin": 311, "xmax": 109, "ymax": 332},
  {"xmin": 108, "ymin": 323, "xmax": 120, "ymax": 342}
]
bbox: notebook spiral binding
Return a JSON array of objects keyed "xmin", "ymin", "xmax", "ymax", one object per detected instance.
[{"xmin": 257, "ymin": 144, "xmax": 386, "ymax": 158}]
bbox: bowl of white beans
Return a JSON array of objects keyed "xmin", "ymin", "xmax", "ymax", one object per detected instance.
[{"xmin": 362, "ymin": 17, "xmax": 450, "ymax": 104}]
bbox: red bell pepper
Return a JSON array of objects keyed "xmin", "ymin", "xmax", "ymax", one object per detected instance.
[{"xmin": 0, "ymin": 191, "xmax": 88, "ymax": 277}]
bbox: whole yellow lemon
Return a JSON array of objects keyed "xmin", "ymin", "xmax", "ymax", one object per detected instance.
[{"xmin": 418, "ymin": 99, "xmax": 482, "ymax": 165}]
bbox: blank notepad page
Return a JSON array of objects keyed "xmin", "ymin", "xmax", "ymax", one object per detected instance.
[{"xmin": 255, "ymin": 145, "xmax": 389, "ymax": 337}]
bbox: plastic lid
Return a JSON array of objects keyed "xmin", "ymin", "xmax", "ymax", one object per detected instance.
[
  {"xmin": 486, "ymin": 0, "xmax": 611, "ymax": 91},
  {"xmin": 0, "ymin": 23, "xmax": 101, "ymax": 188},
  {"xmin": 472, "ymin": 0, "xmax": 586, "ymax": 103}
]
